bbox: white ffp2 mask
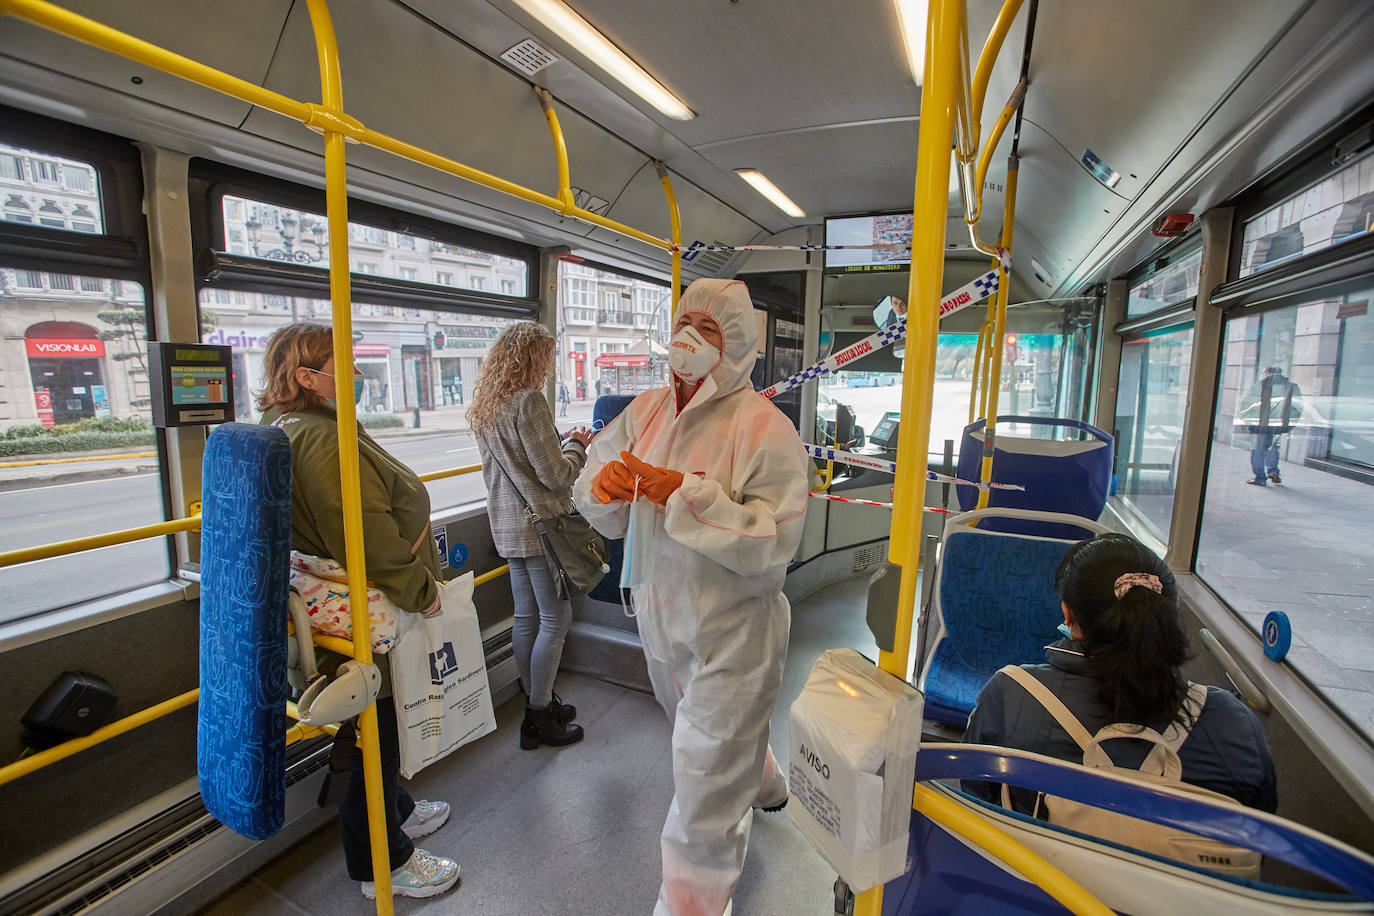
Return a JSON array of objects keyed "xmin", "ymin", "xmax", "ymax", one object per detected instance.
[{"xmin": 668, "ymin": 325, "xmax": 720, "ymax": 385}]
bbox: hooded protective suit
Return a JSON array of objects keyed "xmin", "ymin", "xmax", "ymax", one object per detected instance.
[{"xmin": 573, "ymin": 278, "xmax": 809, "ymax": 916}]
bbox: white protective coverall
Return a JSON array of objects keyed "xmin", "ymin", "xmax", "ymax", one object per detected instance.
[{"xmin": 572, "ymin": 278, "xmax": 809, "ymax": 916}]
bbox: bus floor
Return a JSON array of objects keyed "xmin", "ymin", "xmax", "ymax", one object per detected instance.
[{"xmin": 200, "ymin": 573, "xmax": 878, "ymax": 915}]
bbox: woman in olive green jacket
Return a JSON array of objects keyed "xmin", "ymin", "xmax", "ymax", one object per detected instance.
[{"xmin": 258, "ymin": 323, "xmax": 459, "ymax": 901}]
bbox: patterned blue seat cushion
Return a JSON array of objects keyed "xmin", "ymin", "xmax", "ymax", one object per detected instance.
[
  {"xmin": 924, "ymin": 529, "xmax": 1073, "ymax": 724},
  {"xmin": 198, "ymin": 423, "xmax": 292, "ymax": 840}
]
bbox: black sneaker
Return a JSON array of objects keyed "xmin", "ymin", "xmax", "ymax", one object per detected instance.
[{"xmin": 1268, "ymin": 473, "xmax": 1282, "ymax": 484}]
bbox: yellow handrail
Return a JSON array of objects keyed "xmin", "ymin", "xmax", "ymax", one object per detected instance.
[
  {"xmin": 1, "ymin": 0, "xmax": 669, "ymax": 254},
  {"xmin": 656, "ymin": 162, "xmax": 683, "ymax": 315},
  {"xmin": 975, "ymin": 156, "xmax": 1018, "ymax": 509},
  {"xmin": 0, "ymin": 688, "xmax": 199, "ymax": 788},
  {"xmin": 297, "ymin": 1, "xmax": 395, "ymax": 906},
  {"xmin": 0, "ymin": 516, "xmax": 200, "ymax": 569},
  {"xmin": 913, "ymin": 785, "xmax": 1113, "ymax": 916},
  {"xmin": 418, "ymin": 463, "xmax": 483, "ymax": 483},
  {"xmin": 0, "ymin": 457, "xmax": 478, "ymax": 571},
  {"xmin": 474, "ymin": 563, "xmax": 511, "ymax": 587},
  {"xmin": 536, "ymin": 87, "xmax": 577, "ymax": 210},
  {"xmin": 969, "ymin": 319, "xmax": 990, "ymax": 424}
]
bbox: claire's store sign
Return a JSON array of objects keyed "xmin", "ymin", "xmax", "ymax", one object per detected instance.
[
  {"xmin": 201, "ymin": 329, "xmax": 273, "ymax": 349},
  {"xmin": 25, "ymin": 338, "xmax": 106, "ymax": 358}
]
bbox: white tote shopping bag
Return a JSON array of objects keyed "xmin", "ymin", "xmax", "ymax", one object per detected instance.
[{"xmin": 391, "ymin": 572, "xmax": 497, "ymax": 778}]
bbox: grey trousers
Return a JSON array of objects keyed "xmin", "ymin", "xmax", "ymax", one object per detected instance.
[{"xmin": 507, "ymin": 555, "xmax": 572, "ymax": 707}]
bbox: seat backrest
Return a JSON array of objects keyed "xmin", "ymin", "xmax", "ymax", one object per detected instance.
[
  {"xmin": 918, "ymin": 508, "xmax": 1110, "ymax": 726},
  {"xmin": 592, "ymin": 394, "xmax": 636, "ymax": 434},
  {"xmin": 957, "ymin": 416, "xmax": 1114, "ymax": 538},
  {"xmin": 198, "ymin": 423, "xmax": 292, "ymax": 840}
]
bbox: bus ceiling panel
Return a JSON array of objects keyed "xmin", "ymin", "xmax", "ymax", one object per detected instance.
[
  {"xmin": 0, "ymin": 0, "xmax": 290, "ymax": 129},
  {"xmin": 1007, "ymin": 0, "xmax": 1310, "ymax": 297},
  {"xmin": 1047, "ymin": 1, "xmax": 1374, "ymax": 295},
  {"xmin": 248, "ymin": 0, "xmax": 650, "ymax": 215},
  {"xmin": 481, "ymin": 0, "xmax": 922, "ymax": 150},
  {"xmin": 695, "ymin": 120, "xmax": 923, "ymax": 227}
]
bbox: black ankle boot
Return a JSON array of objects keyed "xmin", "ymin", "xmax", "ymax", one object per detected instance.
[
  {"xmin": 550, "ymin": 691, "xmax": 576, "ymax": 724},
  {"xmin": 520, "ymin": 703, "xmax": 584, "ymax": 750}
]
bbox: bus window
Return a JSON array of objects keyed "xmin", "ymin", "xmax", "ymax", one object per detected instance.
[{"xmin": 1197, "ymin": 285, "xmax": 1374, "ymax": 740}]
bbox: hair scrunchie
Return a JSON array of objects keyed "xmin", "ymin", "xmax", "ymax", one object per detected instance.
[{"xmin": 1113, "ymin": 572, "xmax": 1163, "ymax": 599}]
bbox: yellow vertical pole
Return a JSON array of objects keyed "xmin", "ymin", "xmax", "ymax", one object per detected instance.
[
  {"xmin": 859, "ymin": 0, "xmax": 963, "ymax": 910},
  {"xmin": 975, "ymin": 156, "xmax": 1018, "ymax": 509},
  {"xmin": 302, "ymin": 2, "xmax": 393, "ymax": 910},
  {"xmin": 536, "ymin": 88, "xmax": 576, "ymax": 211},
  {"xmin": 655, "ymin": 162, "xmax": 683, "ymax": 317}
]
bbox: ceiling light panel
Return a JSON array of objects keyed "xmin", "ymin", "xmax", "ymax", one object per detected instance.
[
  {"xmin": 735, "ymin": 169, "xmax": 805, "ymax": 219},
  {"xmin": 894, "ymin": 0, "xmax": 927, "ymax": 86},
  {"xmin": 509, "ymin": 0, "xmax": 694, "ymax": 120}
]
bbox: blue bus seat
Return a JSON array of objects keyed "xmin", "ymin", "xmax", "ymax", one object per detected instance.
[
  {"xmin": 882, "ymin": 745, "xmax": 1374, "ymax": 914},
  {"xmin": 587, "ymin": 394, "xmax": 636, "ymax": 603},
  {"xmin": 198, "ymin": 423, "xmax": 293, "ymax": 841},
  {"xmin": 957, "ymin": 416, "xmax": 1113, "ymax": 539},
  {"xmin": 918, "ymin": 508, "xmax": 1109, "ymax": 726}
]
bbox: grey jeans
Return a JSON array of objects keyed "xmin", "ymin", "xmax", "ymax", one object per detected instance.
[{"xmin": 507, "ymin": 555, "xmax": 572, "ymax": 707}]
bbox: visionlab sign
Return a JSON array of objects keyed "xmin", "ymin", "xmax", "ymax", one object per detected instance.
[{"xmin": 25, "ymin": 339, "xmax": 106, "ymax": 357}]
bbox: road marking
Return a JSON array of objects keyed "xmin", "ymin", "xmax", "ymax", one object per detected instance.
[
  {"xmin": 0, "ymin": 472, "xmax": 157, "ymax": 495},
  {"xmin": 444, "ymin": 446, "xmax": 479, "ymax": 454}
]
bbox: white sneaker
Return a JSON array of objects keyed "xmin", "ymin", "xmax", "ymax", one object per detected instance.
[
  {"xmin": 360, "ymin": 848, "xmax": 460, "ymax": 899},
  {"xmin": 401, "ymin": 798, "xmax": 451, "ymax": 839}
]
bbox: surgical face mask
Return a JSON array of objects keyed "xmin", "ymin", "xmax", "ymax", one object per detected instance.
[
  {"xmin": 310, "ymin": 368, "xmax": 364, "ymax": 406},
  {"xmin": 668, "ymin": 325, "xmax": 720, "ymax": 385},
  {"xmin": 1057, "ymin": 623, "xmax": 1073, "ymax": 639}
]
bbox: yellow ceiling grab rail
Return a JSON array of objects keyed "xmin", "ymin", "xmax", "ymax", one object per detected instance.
[{"xmin": 0, "ymin": 0, "xmax": 671, "ymax": 255}]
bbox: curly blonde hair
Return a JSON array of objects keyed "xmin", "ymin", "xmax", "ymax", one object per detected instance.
[
  {"xmin": 467, "ymin": 321, "xmax": 556, "ymax": 436},
  {"xmin": 256, "ymin": 322, "xmax": 334, "ymax": 414}
]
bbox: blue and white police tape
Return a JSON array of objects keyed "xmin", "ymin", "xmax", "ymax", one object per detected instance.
[
  {"xmin": 802, "ymin": 442, "xmax": 1025, "ymax": 491},
  {"xmin": 759, "ymin": 258, "xmax": 1008, "ymax": 400}
]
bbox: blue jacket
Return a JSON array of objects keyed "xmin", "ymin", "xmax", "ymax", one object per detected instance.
[{"xmin": 963, "ymin": 639, "xmax": 1277, "ymax": 814}]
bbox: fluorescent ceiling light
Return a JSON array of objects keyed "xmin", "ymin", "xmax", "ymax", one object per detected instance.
[
  {"xmin": 509, "ymin": 0, "xmax": 694, "ymax": 120},
  {"xmin": 894, "ymin": 0, "xmax": 928, "ymax": 86},
  {"xmin": 735, "ymin": 169, "xmax": 805, "ymax": 219}
]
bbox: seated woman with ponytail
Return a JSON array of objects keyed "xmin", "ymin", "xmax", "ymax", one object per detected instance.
[{"xmin": 964, "ymin": 532, "xmax": 1277, "ymax": 816}]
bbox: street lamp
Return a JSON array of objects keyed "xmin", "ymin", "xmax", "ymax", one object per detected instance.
[{"xmin": 244, "ymin": 216, "xmax": 261, "ymax": 256}]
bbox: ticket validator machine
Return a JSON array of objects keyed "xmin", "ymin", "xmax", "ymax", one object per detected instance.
[{"xmin": 148, "ymin": 342, "xmax": 234, "ymax": 427}]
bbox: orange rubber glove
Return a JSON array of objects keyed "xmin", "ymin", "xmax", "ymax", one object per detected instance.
[
  {"xmin": 621, "ymin": 451, "xmax": 684, "ymax": 506},
  {"xmin": 591, "ymin": 459, "xmax": 637, "ymax": 504}
]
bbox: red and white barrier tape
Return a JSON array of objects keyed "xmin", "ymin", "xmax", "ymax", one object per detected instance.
[{"xmin": 802, "ymin": 443, "xmax": 1025, "ymax": 491}]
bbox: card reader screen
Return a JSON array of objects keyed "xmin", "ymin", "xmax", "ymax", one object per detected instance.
[{"xmin": 170, "ymin": 365, "xmax": 228, "ymax": 405}]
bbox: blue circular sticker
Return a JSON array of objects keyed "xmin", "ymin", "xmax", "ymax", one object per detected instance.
[
  {"xmin": 449, "ymin": 542, "xmax": 468, "ymax": 569},
  {"xmin": 1262, "ymin": 611, "xmax": 1291, "ymax": 662}
]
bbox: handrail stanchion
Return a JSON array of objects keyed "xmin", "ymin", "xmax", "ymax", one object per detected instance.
[
  {"xmin": 302, "ymin": 1, "xmax": 393, "ymax": 908},
  {"xmin": 655, "ymin": 162, "xmax": 683, "ymax": 316},
  {"xmin": 536, "ymin": 87, "xmax": 577, "ymax": 211},
  {"xmin": 861, "ymin": 0, "xmax": 966, "ymax": 912},
  {"xmin": 975, "ymin": 154, "xmax": 1018, "ymax": 509}
]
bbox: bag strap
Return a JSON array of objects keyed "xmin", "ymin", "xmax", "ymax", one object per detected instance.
[{"xmin": 997, "ymin": 665, "xmax": 1094, "ymax": 751}]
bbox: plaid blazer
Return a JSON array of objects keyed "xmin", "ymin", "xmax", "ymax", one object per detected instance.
[{"xmin": 476, "ymin": 387, "xmax": 587, "ymax": 557}]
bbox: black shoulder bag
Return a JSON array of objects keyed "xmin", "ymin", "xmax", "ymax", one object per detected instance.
[{"xmin": 489, "ymin": 450, "xmax": 609, "ymax": 600}]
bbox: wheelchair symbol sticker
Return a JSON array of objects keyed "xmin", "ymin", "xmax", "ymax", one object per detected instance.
[
  {"xmin": 449, "ymin": 542, "xmax": 468, "ymax": 569},
  {"xmin": 1262, "ymin": 611, "xmax": 1291, "ymax": 662}
]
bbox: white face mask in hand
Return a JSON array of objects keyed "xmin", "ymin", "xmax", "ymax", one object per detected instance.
[{"xmin": 668, "ymin": 325, "xmax": 721, "ymax": 386}]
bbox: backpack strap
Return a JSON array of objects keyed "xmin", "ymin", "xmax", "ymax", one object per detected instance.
[
  {"xmin": 997, "ymin": 665, "xmax": 1094, "ymax": 751},
  {"xmin": 1081, "ymin": 683, "xmax": 1208, "ymax": 779}
]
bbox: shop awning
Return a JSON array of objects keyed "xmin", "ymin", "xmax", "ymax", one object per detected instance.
[{"xmin": 594, "ymin": 354, "xmax": 649, "ymax": 368}]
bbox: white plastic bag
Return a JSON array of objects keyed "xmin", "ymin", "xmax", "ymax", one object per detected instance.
[
  {"xmin": 788, "ymin": 648, "xmax": 923, "ymax": 892},
  {"xmin": 390, "ymin": 572, "xmax": 497, "ymax": 778}
]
